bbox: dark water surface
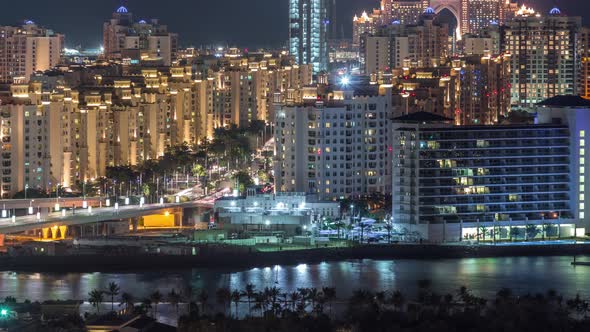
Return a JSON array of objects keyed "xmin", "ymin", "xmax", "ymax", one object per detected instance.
[
  {"xmin": 1, "ymin": 256, "xmax": 589, "ymax": 301},
  {"xmin": 1, "ymin": 256, "xmax": 589, "ymax": 325}
]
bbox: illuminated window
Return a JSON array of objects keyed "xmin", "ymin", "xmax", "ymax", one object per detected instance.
[
  {"xmin": 582, "ymin": 167, "xmax": 586, "ymax": 174},
  {"xmin": 581, "ymin": 203, "xmax": 585, "ymax": 210},
  {"xmin": 581, "ymin": 212, "xmax": 585, "ymax": 219},
  {"xmin": 581, "ymin": 130, "xmax": 586, "ymax": 138},
  {"xmin": 581, "ymin": 194, "xmax": 585, "ymax": 201}
]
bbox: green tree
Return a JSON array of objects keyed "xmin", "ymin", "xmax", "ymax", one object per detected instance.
[{"xmin": 232, "ymin": 171, "xmax": 254, "ymax": 195}]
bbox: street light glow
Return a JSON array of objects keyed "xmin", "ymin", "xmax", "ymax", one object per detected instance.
[{"xmin": 340, "ymin": 76, "xmax": 350, "ymax": 86}]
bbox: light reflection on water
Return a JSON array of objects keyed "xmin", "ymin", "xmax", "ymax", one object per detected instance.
[{"xmin": 1, "ymin": 256, "xmax": 589, "ymax": 305}]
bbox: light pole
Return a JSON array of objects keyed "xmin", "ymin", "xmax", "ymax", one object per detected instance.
[
  {"xmin": 54, "ymin": 184, "xmax": 60, "ymax": 212},
  {"xmin": 401, "ymin": 92, "xmax": 410, "ymax": 115}
]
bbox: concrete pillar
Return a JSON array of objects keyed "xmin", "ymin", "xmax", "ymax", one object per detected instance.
[
  {"xmin": 59, "ymin": 226, "xmax": 67, "ymax": 239},
  {"xmin": 50, "ymin": 226, "xmax": 58, "ymax": 240}
]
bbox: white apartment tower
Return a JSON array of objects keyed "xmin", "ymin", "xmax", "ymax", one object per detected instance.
[{"xmin": 274, "ymin": 84, "xmax": 394, "ymax": 200}]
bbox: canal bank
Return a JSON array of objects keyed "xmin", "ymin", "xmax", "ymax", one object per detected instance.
[{"xmin": 2, "ymin": 242, "xmax": 590, "ymax": 272}]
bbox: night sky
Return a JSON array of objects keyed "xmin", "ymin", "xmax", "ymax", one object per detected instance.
[{"xmin": 0, "ymin": 0, "xmax": 584, "ymax": 49}]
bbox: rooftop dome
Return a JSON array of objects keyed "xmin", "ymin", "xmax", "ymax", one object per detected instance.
[
  {"xmin": 138, "ymin": 19, "xmax": 147, "ymax": 24},
  {"xmin": 24, "ymin": 20, "xmax": 34, "ymax": 25},
  {"xmin": 116, "ymin": 6, "xmax": 129, "ymax": 13},
  {"xmin": 549, "ymin": 7, "xmax": 561, "ymax": 15},
  {"xmin": 392, "ymin": 20, "xmax": 401, "ymax": 24},
  {"xmin": 424, "ymin": 7, "xmax": 435, "ymax": 15}
]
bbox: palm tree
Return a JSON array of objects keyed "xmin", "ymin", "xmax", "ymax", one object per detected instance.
[
  {"xmin": 390, "ymin": 290, "xmax": 405, "ymax": 312},
  {"xmin": 141, "ymin": 298, "xmax": 152, "ymax": 316},
  {"xmin": 231, "ymin": 290, "xmax": 241, "ymax": 318},
  {"xmin": 89, "ymin": 289, "xmax": 104, "ymax": 314},
  {"xmin": 216, "ymin": 287, "xmax": 231, "ymax": 316},
  {"xmin": 150, "ymin": 290, "xmax": 163, "ymax": 318},
  {"xmin": 168, "ymin": 289, "xmax": 182, "ymax": 318},
  {"xmin": 241, "ymin": 283, "xmax": 256, "ymax": 316},
  {"xmin": 322, "ymin": 287, "xmax": 336, "ymax": 316},
  {"xmin": 308, "ymin": 288, "xmax": 319, "ymax": 312},
  {"xmin": 197, "ymin": 290, "xmax": 209, "ymax": 314},
  {"xmin": 119, "ymin": 292, "xmax": 134, "ymax": 315},
  {"xmin": 289, "ymin": 291, "xmax": 300, "ymax": 313},
  {"xmin": 105, "ymin": 281, "xmax": 120, "ymax": 312},
  {"xmin": 297, "ymin": 288, "xmax": 309, "ymax": 313}
]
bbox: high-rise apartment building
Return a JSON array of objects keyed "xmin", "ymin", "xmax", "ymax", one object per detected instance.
[
  {"xmin": 0, "ymin": 20, "xmax": 63, "ymax": 84},
  {"xmin": 352, "ymin": 11, "xmax": 379, "ymax": 49},
  {"xmin": 274, "ymin": 84, "xmax": 394, "ymax": 200},
  {"xmin": 579, "ymin": 27, "xmax": 590, "ymax": 100},
  {"xmin": 362, "ymin": 9, "xmax": 449, "ymax": 74},
  {"xmin": 103, "ymin": 5, "xmax": 178, "ymax": 66},
  {"xmin": 465, "ymin": 0, "xmax": 501, "ymax": 35},
  {"xmin": 463, "ymin": 24, "xmax": 501, "ymax": 55},
  {"xmin": 289, "ymin": 0, "xmax": 329, "ymax": 73},
  {"xmin": 389, "ymin": 1, "xmax": 429, "ymax": 25},
  {"xmin": 459, "ymin": 53, "xmax": 511, "ymax": 125},
  {"xmin": 502, "ymin": 7, "xmax": 581, "ymax": 109}
]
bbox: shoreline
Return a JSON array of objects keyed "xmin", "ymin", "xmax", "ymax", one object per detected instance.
[{"xmin": 2, "ymin": 242, "xmax": 590, "ymax": 272}]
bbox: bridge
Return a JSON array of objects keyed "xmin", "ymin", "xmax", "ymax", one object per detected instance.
[{"xmin": 0, "ymin": 196, "xmax": 218, "ymax": 242}]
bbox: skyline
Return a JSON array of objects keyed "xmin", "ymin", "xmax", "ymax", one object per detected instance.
[{"xmin": 0, "ymin": 0, "xmax": 578, "ymax": 49}]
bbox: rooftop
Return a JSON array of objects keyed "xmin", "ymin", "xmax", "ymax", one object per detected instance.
[
  {"xmin": 393, "ymin": 111, "xmax": 453, "ymax": 123},
  {"xmin": 537, "ymin": 95, "xmax": 590, "ymax": 108}
]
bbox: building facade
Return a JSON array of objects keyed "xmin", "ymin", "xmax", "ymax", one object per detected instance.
[
  {"xmin": 0, "ymin": 20, "xmax": 63, "ymax": 84},
  {"xmin": 391, "ymin": 98, "xmax": 590, "ymax": 242},
  {"xmin": 362, "ymin": 10, "xmax": 449, "ymax": 75},
  {"xmin": 502, "ymin": 7, "xmax": 581, "ymax": 109},
  {"xmin": 289, "ymin": 0, "xmax": 329, "ymax": 73},
  {"xmin": 274, "ymin": 84, "xmax": 394, "ymax": 200},
  {"xmin": 214, "ymin": 189, "xmax": 340, "ymax": 235},
  {"xmin": 103, "ymin": 6, "xmax": 178, "ymax": 66},
  {"xmin": 458, "ymin": 53, "xmax": 511, "ymax": 125}
]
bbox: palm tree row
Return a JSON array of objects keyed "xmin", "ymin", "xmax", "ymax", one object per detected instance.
[
  {"xmin": 196, "ymin": 284, "xmax": 337, "ymax": 319},
  {"xmin": 87, "ymin": 282, "xmax": 186, "ymax": 320}
]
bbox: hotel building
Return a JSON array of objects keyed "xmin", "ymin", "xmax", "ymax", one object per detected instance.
[{"xmin": 391, "ymin": 96, "xmax": 590, "ymax": 242}]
